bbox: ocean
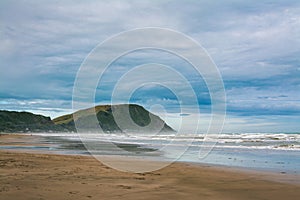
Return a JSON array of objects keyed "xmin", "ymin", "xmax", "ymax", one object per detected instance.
[{"xmin": 1, "ymin": 132, "xmax": 299, "ymax": 174}]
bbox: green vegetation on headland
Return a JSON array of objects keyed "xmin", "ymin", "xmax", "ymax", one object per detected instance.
[
  {"xmin": 0, "ymin": 104, "xmax": 175, "ymax": 133},
  {"xmin": 0, "ymin": 110, "xmax": 63, "ymax": 133}
]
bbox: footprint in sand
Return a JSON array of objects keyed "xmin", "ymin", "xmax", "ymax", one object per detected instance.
[{"xmin": 117, "ymin": 185, "xmax": 132, "ymax": 189}]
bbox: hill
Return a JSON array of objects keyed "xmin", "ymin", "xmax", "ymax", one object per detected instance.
[
  {"xmin": 0, "ymin": 110, "xmax": 66, "ymax": 133},
  {"xmin": 53, "ymin": 104, "xmax": 174, "ymax": 133},
  {"xmin": 0, "ymin": 104, "xmax": 175, "ymax": 133}
]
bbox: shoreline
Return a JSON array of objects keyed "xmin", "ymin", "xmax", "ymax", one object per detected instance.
[
  {"xmin": 1, "ymin": 133, "xmax": 299, "ymax": 177},
  {"xmin": 1, "ymin": 147, "xmax": 299, "ymax": 185},
  {"xmin": 0, "ymin": 150, "xmax": 299, "ymax": 200}
]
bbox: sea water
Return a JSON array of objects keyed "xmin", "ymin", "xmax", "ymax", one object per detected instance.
[{"xmin": 1, "ymin": 132, "xmax": 299, "ymax": 174}]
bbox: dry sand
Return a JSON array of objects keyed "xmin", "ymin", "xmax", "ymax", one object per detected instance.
[{"xmin": 0, "ymin": 134, "xmax": 300, "ymax": 200}]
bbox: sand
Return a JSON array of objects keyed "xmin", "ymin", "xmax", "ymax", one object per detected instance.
[{"xmin": 0, "ymin": 134, "xmax": 300, "ymax": 200}]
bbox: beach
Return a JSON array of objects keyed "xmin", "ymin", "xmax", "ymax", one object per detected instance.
[
  {"xmin": 2, "ymin": 1, "xmax": 300, "ymax": 200},
  {"xmin": 1, "ymin": 134, "xmax": 300, "ymax": 200}
]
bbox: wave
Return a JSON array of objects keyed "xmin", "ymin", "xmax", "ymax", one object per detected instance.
[{"xmin": 31, "ymin": 132, "xmax": 300, "ymax": 151}]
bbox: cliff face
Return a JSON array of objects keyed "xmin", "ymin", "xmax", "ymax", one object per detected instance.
[{"xmin": 0, "ymin": 104, "xmax": 175, "ymax": 133}]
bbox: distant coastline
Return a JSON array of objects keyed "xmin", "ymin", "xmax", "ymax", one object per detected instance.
[{"xmin": 0, "ymin": 104, "xmax": 175, "ymax": 133}]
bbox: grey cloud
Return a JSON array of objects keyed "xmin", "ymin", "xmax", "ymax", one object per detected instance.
[{"xmin": 0, "ymin": 0, "xmax": 299, "ymax": 132}]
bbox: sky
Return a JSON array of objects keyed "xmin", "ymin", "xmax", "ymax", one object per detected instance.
[{"xmin": 1, "ymin": 0, "xmax": 300, "ymax": 133}]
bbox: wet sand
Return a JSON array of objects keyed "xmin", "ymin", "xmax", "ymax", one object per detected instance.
[{"xmin": 0, "ymin": 134, "xmax": 300, "ymax": 200}]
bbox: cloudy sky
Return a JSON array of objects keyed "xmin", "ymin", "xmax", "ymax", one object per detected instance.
[{"xmin": 1, "ymin": 0, "xmax": 300, "ymax": 133}]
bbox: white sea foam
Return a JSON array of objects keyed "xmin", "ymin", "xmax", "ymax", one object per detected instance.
[{"xmin": 30, "ymin": 132, "xmax": 300, "ymax": 151}]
